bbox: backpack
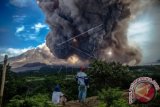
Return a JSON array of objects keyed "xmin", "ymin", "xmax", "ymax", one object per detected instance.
[
  {"xmin": 76, "ymin": 76, "xmax": 89, "ymax": 86},
  {"xmin": 84, "ymin": 77, "xmax": 89, "ymax": 86}
]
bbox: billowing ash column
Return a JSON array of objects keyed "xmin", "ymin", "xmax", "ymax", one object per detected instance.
[{"xmin": 37, "ymin": 0, "xmax": 142, "ymax": 65}]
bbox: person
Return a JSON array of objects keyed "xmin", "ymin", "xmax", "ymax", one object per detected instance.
[
  {"xmin": 52, "ymin": 84, "xmax": 67, "ymax": 105},
  {"xmin": 76, "ymin": 66, "xmax": 89, "ymax": 103}
]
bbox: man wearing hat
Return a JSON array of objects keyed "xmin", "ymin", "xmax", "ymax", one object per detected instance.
[{"xmin": 76, "ymin": 66, "xmax": 89, "ymax": 103}]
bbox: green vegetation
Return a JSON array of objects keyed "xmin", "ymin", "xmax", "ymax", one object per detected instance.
[
  {"xmin": 0, "ymin": 60, "xmax": 160, "ymax": 107},
  {"xmin": 6, "ymin": 94, "xmax": 56, "ymax": 107},
  {"xmin": 87, "ymin": 60, "xmax": 134, "ymax": 90},
  {"xmin": 98, "ymin": 88, "xmax": 130, "ymax": 107}
]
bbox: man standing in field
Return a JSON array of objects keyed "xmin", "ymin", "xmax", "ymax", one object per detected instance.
[{"xmin": 76, "ymin": 67, "xmax": 89, "ymax": 103}]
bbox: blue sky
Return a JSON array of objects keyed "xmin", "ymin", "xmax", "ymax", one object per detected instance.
[{"xmin": 0, "ymin": 0, "xmax": 49, "ymax": 59}]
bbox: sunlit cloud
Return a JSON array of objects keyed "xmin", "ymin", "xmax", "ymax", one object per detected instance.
[
  {"xmin": 37, "ymin": 42, "xmax": 46, "ymax": 49},
  {"xmin": 127, "ymin": 19, "xmax": 152, "ymax": 42},
  {"xmin": 128, "ymin": 22, "xmax": 151, "ymax": 36}
]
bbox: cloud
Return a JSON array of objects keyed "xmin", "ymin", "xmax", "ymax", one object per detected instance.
[
  {"xmin": 31, "ymin": 23, "xmax": 48, "ymax": 33},
  {"xmin": 10, "ymin": 0, "xmax": 34, "ymax": 8},
  {"xmin": 37, "ymin": 42, "xmax": 46, "ymax": 49},
  {"xmin": 15, "ymin": 25, "xmax": 37, "ymax": 41},
  {"xmin": 15, "ymin": 23, "xmax": 49, "ymax": 41},
  {"xmin": 16, "ymin": 34, "xmax": 40, "ymax": 41},
  {"xmin": 13, "ymin": 15, "xmax": 26, "ymax": 22},
  {"xmin": 0, "ymin": 42, "xmax": 48, "ymax": 62},
  {"xmin": 0, "ymin": 46, "xmax": 34, "ymax": 61},
  {"xmin": 28, "ymin": 35, "xmax": 37, "ymax": 40},
  {"xmin": 0, "ymin": 47, "xmax": 33, "ymax": 57},
  {"xmin": 7, "ymin": 48, "xmax": 32, "ymax": 55},
  {"xmin": 16, "ymin": 26, "xmax": 25, "ymax": 33}
]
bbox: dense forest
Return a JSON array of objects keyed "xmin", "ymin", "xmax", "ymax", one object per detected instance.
[{"xmin": 0, "ymin": 60, "xmax": 160, "ymax": 107}]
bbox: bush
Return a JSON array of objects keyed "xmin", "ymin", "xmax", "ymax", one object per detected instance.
[
  {"xmin": 98, "ymin": 87, "xmax": 130, "ymax": 107},
  {"xmin": 111, "ymin": 98, "xmax": 129, "ymax": 107},
  {"xmin": 87, "ymin": 60, "xmax": 134, "ymax": 93},
  {"xmin": 98, "ymin": 102, "xmax": 106, "ymax": 107},
  {"xmin": 6, "ymin": 94, "xmax": 56, "ymax": 107}
]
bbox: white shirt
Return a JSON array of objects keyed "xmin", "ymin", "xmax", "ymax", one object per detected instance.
[
  {"xmin": 76, "ymin": 71, "xmax": 87, "ymax": 86},
  {"xmin": 52, "ymin": 91, "xmax": 63, "ymax": 104}
]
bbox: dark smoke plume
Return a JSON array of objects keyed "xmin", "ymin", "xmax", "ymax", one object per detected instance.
[{"xmin": 37, "ymin": 0, "xmax": 142, "ymax": 65}]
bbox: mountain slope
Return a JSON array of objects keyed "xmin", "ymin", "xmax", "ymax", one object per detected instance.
[
  {"xmin": 8, "ymin": 44, "xmax": 86, "ymax": 72},
  {"xmin": 8, "ymin": 44, "xmax": 68, "ymax": 71}
]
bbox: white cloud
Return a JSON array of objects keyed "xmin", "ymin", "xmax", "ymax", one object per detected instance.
[
  {"xmin": 31, "ymin": 23, "xmax": 48, "ymax": 33},
  {"xmin": 16, "ymin": 26, "xmax": 25, "ymax": 33},
  {"xmin": 37, "ymin": 42, "xmax": 46, "ymax": 49},
  {"xmin": 0, "ymin": 47, "xmax": 34, "ymax": 61},
  {"xmin": 15, "ymin": 26, "xmax": 39, "ymax": 41},
  {"xmin": 6, "ymin": 47, "xmax": 32, "ymax": 56},
  {"xmin": 0, "ymin": 43, "xmax": 48, "ymax": 61},
  {"xmin": 10, "ymin": 0, "xmax": 34, "ymax": 8},
  {"xmin": 28, "ymin": 35, "xmax": 37, "ymax": 40},
  {"xmin": 0, "ymin": 42, "xmax": 49, "ymax": 62},
  {"xmin": 15, "ymin": 23, "xmax": 49, "ymax": 41},
  {"xmin": 13, "ymin": 15, "xmax": 26, "ymax": 22}
]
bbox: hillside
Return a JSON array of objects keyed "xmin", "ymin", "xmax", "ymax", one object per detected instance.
[{"xmin": 6, "ymin": 44, "xmax": 87, "ymax": 72}]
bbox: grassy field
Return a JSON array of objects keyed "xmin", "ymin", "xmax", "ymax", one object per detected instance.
[{"xmin": 1, "ymin": 62, "xmax": 160, "ymax": 107}]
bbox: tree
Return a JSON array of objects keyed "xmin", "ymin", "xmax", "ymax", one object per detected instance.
[{"xmin": 87, "ymin": 60, "xmax": 134, "ymax": 91}]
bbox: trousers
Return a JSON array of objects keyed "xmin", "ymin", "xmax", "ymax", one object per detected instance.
[{"xmin": 78, "ymin": 85, "xmax": 87, "ymax": 102}]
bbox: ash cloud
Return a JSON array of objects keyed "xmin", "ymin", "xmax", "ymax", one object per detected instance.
[{"xmin": 37, "ymin": 0, "xmax": 144, "ymax": 65}]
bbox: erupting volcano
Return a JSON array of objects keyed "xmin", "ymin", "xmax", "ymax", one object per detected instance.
[
  {"xmin": 37, "ymin": 0, "xmax": 143, "ymax": 65},
  {"xmin": 4, "ymin": 0, "xmax": 160, "ymax": 71}
]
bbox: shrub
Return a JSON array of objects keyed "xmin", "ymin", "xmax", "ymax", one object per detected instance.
[
  {"xmin": 6, "ymin": 94, "xmax": 56, "ymax": 107},
  {"xmin": 98, "ymin": 87, "xmax": 131, "ymax": 107},
  {"xmin": 87, "ymin": 60, "xmax": 134, "ymax": 93}
]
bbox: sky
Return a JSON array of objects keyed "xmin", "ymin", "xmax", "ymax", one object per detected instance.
[
  {"xmin": 0, "ymin": 0, "xmax": 49, "ymax": 60},
  {"xmin": 0, "ymin": 0, "xmax": 160, "ymax": 65},
  {"xmin": 127, "ymin": 2, "xmax": 160, "ymax": 64}
]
